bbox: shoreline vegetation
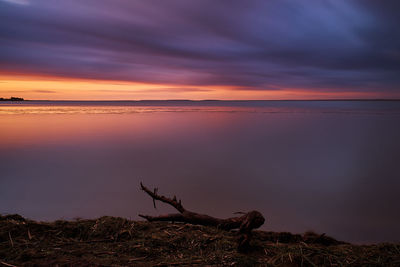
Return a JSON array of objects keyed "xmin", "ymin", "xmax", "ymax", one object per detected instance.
[
  {"xmin": 1, "ymin": 214, "xmax": 399, "ymax": 266},
  {"xmin": 0, "ymin": 97, "xmax": 24, "ymax": 101}
]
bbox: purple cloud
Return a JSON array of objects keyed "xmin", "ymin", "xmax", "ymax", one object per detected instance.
[{"xmin": 0, "ymin": 0, "xmax": 399, "ymax": 93}]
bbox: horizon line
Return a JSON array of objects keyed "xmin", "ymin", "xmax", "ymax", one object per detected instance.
[{"xmin": 6, "ymin": 98, "xmax": 400, "ymax": 102}]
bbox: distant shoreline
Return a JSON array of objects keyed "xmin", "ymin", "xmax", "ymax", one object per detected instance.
[
  {"xmin": 0, "ymin": 97, "xmax": 24, "ymax": 101},
  {"xmin": 2, "ymin": 99, "xmax": 400, "ymax": 102}
]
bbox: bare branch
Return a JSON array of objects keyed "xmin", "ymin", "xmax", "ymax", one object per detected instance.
[
  {"xmin": 138, "ymin": 183, "xmax": 265, "ymax": 251},
  {"xmin": 139, "ymin": 213, "xmax": 185, "ymax": 222},
  {"xmin": 140, "ymin": 182, "xmax": 185, "ymax": 213}
]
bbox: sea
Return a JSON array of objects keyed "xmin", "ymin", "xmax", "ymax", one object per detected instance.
[{"xmin": 1, "ymin": 100, "xmax": 400, "ymax": 243}]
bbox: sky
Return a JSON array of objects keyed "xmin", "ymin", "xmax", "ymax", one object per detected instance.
[{"xmin": 1, "ymin": 0, "xmax": 399, "ymax": 100}]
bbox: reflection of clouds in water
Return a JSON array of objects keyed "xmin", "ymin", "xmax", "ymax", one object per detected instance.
[
  {"xmin": 1, "ymin": 101, "xmax": 400, "ymax": 115},
  {"xmin": 0, "ymin": 106, "xmax": 241, "ymax": 115},
  {"xmin": 0, "ymin": 103, "xmax": 400, "ymax": 243}
]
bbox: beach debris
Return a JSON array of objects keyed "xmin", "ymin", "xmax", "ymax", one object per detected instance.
[{"xmin": 139, "ymin": 182, "xmax": 265, "ymax": 251}]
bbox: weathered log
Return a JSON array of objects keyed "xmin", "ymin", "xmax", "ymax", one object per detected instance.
[{"xmin": 138, "ymin": 182, "xmax": 265, "ymax": 251}]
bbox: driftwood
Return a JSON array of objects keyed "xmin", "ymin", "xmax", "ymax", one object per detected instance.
[{"xmin": 138, "ymin": 182, "xmax": 265, "ymax": 251}]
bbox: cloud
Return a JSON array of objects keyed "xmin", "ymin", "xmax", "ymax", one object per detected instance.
[
  {"xmin": 0, "ymin": 0, "xmax": 399, "ymax": 94},
  {"xmin": 93, "ymin": 87, "xmax": 212, "ymax": 94},
  {"xmin": 0, "ymin": 0, "xmax": 29, "ymax": 6},
  {"xmin": 32, "ymin": 90, "xmax": 56, "ymax": 93}
]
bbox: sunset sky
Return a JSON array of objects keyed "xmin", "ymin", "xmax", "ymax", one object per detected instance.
[{"xmin": 1, "ymin": 0, "xmax": 399, "ymax": 100}]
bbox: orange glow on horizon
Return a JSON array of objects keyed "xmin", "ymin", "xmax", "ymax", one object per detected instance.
[{"xmin": 0, "ymin": 73, "xmax": 396, "ymax": 100}]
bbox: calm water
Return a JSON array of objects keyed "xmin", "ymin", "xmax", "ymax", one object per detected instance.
[{"xmin": 1, "ymin": 100, "xmax": 400, "ymax": 243}]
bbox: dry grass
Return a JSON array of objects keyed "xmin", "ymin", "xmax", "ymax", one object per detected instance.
[{"xmin": 0, "ymin": 214, "xmax": 399, "ymax": 266}]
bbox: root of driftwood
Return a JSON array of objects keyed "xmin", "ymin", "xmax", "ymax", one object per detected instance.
[{"xmin": 138, "ymin": 182, "xmax": 265, "ymax": 251}]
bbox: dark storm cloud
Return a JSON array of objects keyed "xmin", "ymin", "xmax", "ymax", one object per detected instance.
[{"xmin": 0, "ymin": 0, "xmax": 399, "ymax": 92}]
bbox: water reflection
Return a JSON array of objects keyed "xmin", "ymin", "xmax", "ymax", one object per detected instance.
[{"xmin": 0, "ymin": 102, "xmax": 399, "ymax": 243}]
